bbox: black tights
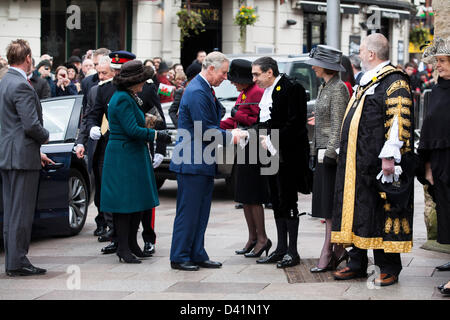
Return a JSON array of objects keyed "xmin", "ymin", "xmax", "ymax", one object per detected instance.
[{"xmin": 113, "ymin": 212, "xmax": 143, "ymax": 258}]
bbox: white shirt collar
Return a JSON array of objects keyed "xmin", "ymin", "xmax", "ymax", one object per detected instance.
[
  {"xmin": 9, "ymin": 66, "xmax": 28, "ymax": 80},
  {"xmin": 359, "ymin": 61, "xmax": 390, "ymax": 86},
  {"xmin": 198, "ymin": 73, "xmax": 211, "ymax": 88}
]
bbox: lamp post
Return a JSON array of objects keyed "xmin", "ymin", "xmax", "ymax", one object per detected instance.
[{"xmin": 326, "ymin": 0, "xmax": 341, "ymax": 50}]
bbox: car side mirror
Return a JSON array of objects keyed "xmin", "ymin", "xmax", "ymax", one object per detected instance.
[{"xmin": 305, "ymin": 90, "xmax": 311, "ymax": 102}]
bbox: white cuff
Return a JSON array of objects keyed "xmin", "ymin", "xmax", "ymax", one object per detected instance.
[
  {"xmin": 266, "ymin": 135, "xmax": 277, "ymax": 156},
  {"xmin": 378, "ymin": 115, "xmax": 403, "ymax": 163}
]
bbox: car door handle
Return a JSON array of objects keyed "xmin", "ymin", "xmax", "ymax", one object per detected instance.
[{"xmin": 44, "ymin": 163, "xmax": 65, "ymax": 171}]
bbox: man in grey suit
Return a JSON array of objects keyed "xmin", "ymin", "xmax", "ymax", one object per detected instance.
[{"xmin": 0, "ymin": 39, "xmax": 54, "ymax": 277}]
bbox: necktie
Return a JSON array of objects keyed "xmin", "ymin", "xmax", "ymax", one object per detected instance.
[{"xmin": 211, "ymin": 87, "xmax": 217, "ymax": 101}]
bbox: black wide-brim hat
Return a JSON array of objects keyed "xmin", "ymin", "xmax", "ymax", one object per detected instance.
[
  {"xmin": 113, "ymin": 60, "xmax": 154, "ymax": 88},
  {"xmin": 304, "ymin": 45, "xmax": 346, "ymax": 72},
  {"xmin": 227, "ymin": 59, "xmax": 253, "ymax": 84}
]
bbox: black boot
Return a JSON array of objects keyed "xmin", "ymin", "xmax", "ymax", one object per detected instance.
[
  {"xmin": 277, "ymin": 215, "xmax": 300, "ymax": 268},
  {"xmin": 129, "ymin": 213, "xmax": 150, "ymax": 258},
  {"xmin": 115, "ymin": 213, "xmax": 141, "ymax": 264}
]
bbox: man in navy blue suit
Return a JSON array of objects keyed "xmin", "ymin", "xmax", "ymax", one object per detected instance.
[{"xmin": 169, "ymin": 52, "xmax": 243, "ymax": 271}]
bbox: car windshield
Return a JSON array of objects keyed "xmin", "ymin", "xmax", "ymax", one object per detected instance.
[{"xmin": 41, "ymin": 98, "xmax": 75, "ymax": 142}]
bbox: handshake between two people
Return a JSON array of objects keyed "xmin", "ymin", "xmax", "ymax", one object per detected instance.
[{"xmin": 230, "ymin": 128, "xmax": 277, "ymax": 156}]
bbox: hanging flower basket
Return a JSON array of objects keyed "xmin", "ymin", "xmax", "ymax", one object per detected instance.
[
  {"xmin": 234, "ymin": 5, "xmax": 258, "ymax": 50},
  {"xmin": 177, "ymin": 8, "xmax": 205, "ymax": 46},
  {"xmin": 409, "ymin": 25, "xmax": 430, "ymax": 47}
]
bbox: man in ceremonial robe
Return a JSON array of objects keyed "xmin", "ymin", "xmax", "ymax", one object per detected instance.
[{"xmin": 332, "ymin": 33, "xmax": 415, "ymax": 287}]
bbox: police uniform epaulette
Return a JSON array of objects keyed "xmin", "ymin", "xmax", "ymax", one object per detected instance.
[
  {"xmin": 99, "ymin": 78, "xmax": 113, "ymax": 86},
  {"xmin": 146, "ymin": 79, "xmax": 154, "ymax": 84}
]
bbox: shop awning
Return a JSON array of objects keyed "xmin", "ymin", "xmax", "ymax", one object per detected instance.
[
  {"xmin": 367, "ymin": 5, "xmax": 411, "ymax": 20},
  {"xmin": 295, "ymin": 1, "xmax": 360, "ymax": 15}
]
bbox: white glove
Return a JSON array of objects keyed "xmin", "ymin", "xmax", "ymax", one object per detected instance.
[
  {"xmin": 260, "ymin": 135, "xmax": 277, "ymax": 156},
  {"xmin": 90, "ymin": 126, "xmax": 101, "ymax": 140},
  {"xmin": 153, "ymin": 153, "xmax": 164, "ymax": 169},
  {"xmin": 377, "ymin": 166, "xmax": 403, "ymax": 184}
]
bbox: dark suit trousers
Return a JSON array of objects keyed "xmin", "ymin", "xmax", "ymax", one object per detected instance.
[
  {"xmin": 1, "ymin": 169, "xmax": 40, "ymax": 271},
  {"xmin": 268, "ymin": 162, "xmax": 299, "ymax": 218},
  {"xmin": 347, "ymin": 246, "xmax": 402, "ymax": 276},
  {"xmin": 141, "ymin": 208, "xmax": 156, "ymax": 243},
  {"xmin": 170, "ymin": 173, "xmax": 214, "ymax": 263},
  {"xmin": 92, "ymin": 138, "xmax": 108, "ymax": 229}
]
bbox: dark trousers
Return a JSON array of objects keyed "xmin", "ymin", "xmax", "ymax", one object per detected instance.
[
  {"xmin": 142, "ymin": 208, "xmax": 156, "ymax": 243},
  {"xmin": 92, "ymin": 140, "xmax": 108, "ymax": 229},
  {"xmin": 268, "ymin": 162, "xmax": 299, "ymax": 219},
  {"xmin": 347, "ymin": 246, "xmax": 403, "ymax": 276},
  {"xmin": 113, "ymin": 212, "xmax": 142, "ymax": 256},
  {"xmin": 434, "ymin": 178, "xmax": 450, "ymax": 244},
  {"xmin": 170, "ymin": 173, "xmax": 214, "ymax": 263},
  {"xmin": 268, "ymin": 163, "xmax": 300, "ymax": 256},
  {"xmin": 1, "ymin": 169, "xmax": 40, "ymax": 271}
]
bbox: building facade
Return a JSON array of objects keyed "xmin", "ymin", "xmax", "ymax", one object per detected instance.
[{"xmin": 0, "ymin": 0, "xmax": 413, "ymax": 68}]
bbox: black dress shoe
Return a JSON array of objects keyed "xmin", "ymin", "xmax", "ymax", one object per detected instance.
[
  {"xmin": 101, "ymin": 242, "xmax": 118, "ymax": 254},
  {"xmin": 143, "ymin": 242, "xmax": 155, "ymax": 255},
  {"xmin": 440, "ymin": 286, "xmax": 450, "ymax": 295},
  {"xmin": 277, "ymin": 253, "xmax": 300, "ymax": 269},
  {"xmin": 170, "ymin": 261, "xmax": 199, "ymax": 271},
  {"xmin": 256, "ymin": 251, "xmax": 285, "ymax": 264},
  {"xmin": 196, "ymin": 260, "xmax": 222, "ymax": 268},
  {"xmin": 6, "ymin": 265, "xmax": 47, "ymax": 277},
  {"xmin": 436, "ymin": 262, "xmax": 450, "ymax": 271},
  {"xmin": 93, "ymin": 226, "xmax": 107, "ymax": 237},
  {"xmin": 98, "ymin": 229, "xmax": 114, "ymax": 242},
  {"xmin": 235, "ymin": 203, "xmax": 244, "ymax": 209}
]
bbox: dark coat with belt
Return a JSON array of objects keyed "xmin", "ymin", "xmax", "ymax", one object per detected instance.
[
  {"xmin": 0, "ymin": 69, "xmax": 49, "ymax": 170},
  {"xmin": 100, "ymin": 91, "xmax": 159, "ymax": 213}
]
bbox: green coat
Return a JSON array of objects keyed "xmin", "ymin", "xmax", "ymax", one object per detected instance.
[{"xmin": 100, "ymin": 90, "xmax": 159, "ymax": 213}]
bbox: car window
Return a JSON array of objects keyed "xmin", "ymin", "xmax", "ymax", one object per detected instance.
[
  {"xmin": 289, "ymin": 62, "xmax": 320, "ymax": 100},
  {"xmin": 41, "ymin": 98, "xmax": 76, "ymax": 142}
]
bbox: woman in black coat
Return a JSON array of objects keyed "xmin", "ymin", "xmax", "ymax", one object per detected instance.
[{"xmin": 418, "ymin": 37, "xmax": 450, "ymax": 295}]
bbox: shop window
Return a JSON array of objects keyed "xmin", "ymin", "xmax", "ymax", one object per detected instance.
[{"xmin": 41, "ymin": 0, "xmax": 131, "ymax": 67}]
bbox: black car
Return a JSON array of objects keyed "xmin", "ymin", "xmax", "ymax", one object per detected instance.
[{"xmin": 0, "ymin": 95, "xmax": 94, "ymax": 238}]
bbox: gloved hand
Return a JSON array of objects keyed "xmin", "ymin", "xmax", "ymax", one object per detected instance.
[
  {"xmin": 231, "ymin": 106, "xmax": 238, "ymax": 118},
  {"xmin": 309, "ymin": 155, "xmax": 317, "ymax": 171},
  {"xmin": 323, "ymin": 155, "xmax": 337, "ymax": 166},
  {"xmin": 89, "ymin": 126, "xmax": 101, "ymax": 140},
  {"xmin": 153, "ymin": 153, "xmax": 164, "ymax": 169},
  {"xmin": 156, "ymin": 130, "xmax": 173, "ymax": 144}
]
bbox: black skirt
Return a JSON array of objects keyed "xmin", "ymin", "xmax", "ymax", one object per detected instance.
[
  {"xmin": 311, "ymin": 160, "xmax": 337, "ymax": 219},
  {"xmin": 435, "ymin": 178, "xmax": 450, "ymax": 244},
  {"xmin": 233, "ymin": 128, "xmax": 270, "ymax": 205}
]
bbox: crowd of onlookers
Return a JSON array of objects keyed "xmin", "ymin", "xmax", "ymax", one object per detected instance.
[{"xmin": 0, "ymin": 49, "xmax": 209, "ymax": 105}]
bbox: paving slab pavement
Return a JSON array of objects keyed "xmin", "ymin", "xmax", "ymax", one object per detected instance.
[{"xmin": 0, "ymin": 179, "xmax": 449, "ymax": 300}]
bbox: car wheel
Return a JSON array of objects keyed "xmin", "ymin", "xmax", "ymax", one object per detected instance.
[
  {"xmin": 156, "ymin": 177, "xmax": 166, "ymax": 190},
  {"xmin": 68, "ymin": 169, "xmax": 88, "ymax": 235}
]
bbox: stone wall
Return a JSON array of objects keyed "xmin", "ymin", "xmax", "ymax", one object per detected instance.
[
  {"xmin": 433, "ymin": 0, "xmax": 450, "ymax": 39},
  {"xmin": 0, "ymin": 0, "xmax": 41, "ymax": 60}
]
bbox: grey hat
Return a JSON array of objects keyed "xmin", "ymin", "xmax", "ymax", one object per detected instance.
[
  {"xmin": 304, "ymin": 45, "xmax": 346, "ymax": 72},
  {"xmin": 422, "ymin": 37, "xmax": 450, "ymax": 63}
]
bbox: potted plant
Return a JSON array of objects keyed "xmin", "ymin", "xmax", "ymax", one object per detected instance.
[
  {"xmin": 234, "ymin": 4, "xmax": 258, "ymax": 51},
  {"xmin": 177, "ymin": 8, "xmax": 205, "ymax": 47}
]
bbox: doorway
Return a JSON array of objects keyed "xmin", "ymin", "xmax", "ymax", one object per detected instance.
[{"xmin": 180, "ymin": 0, "xmax": 222, "ymax": 69}]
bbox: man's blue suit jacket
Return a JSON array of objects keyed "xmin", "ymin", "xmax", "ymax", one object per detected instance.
[{"xmin": 169, "ymin": 75, "xmax": 231, "ymax": 177}]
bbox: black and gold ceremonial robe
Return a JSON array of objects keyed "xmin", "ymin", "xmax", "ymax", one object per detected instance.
[{"xmin": 331, "ymin": 65, "xmax": 415, "ymax": 253}]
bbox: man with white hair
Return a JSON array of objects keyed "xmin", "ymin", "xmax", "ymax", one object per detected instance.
[
  {"xmin": 331, "ymin": 33, "xmax": 415, "ymax": 287},
  {"xmin": 169, "ymin": 51, "xmax": 243, "ymax": 271},
  {"xmin": 349, "ymin": 54, "xmax": 363, "ymax": 85}
]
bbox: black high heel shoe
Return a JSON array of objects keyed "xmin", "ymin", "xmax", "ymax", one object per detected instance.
[
  {"xmin": 244, "ymin": 239, "xmax": 272, "ymax": 258},
  {"xmin": 335, "ymin": 250, "xmax": 349, "ymax": 268},
  {"xmin": 235, "ymin": 241, "xmax": 257, "ymax": 255},
  {"xmin": 310, "ymin": 254, "xmax": 337, "ymax": 273},
  {"xmin": 117, "ymin": 252, "xmax": 142, "ymax": 264}
]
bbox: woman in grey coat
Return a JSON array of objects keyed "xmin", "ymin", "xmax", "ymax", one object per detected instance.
[{"xmin": 304, "ymin": 45, "xmax": 350, "ymax": 272}]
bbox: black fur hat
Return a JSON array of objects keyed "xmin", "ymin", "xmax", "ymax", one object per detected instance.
[{"xmin": 113, "ymin": 60, "xmax": 154, "ymax": 88}]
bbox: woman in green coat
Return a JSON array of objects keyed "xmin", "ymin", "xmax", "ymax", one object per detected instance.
[{"xmin": 100, "ymin": 60, "xmax": 172, "ymax": 264}]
